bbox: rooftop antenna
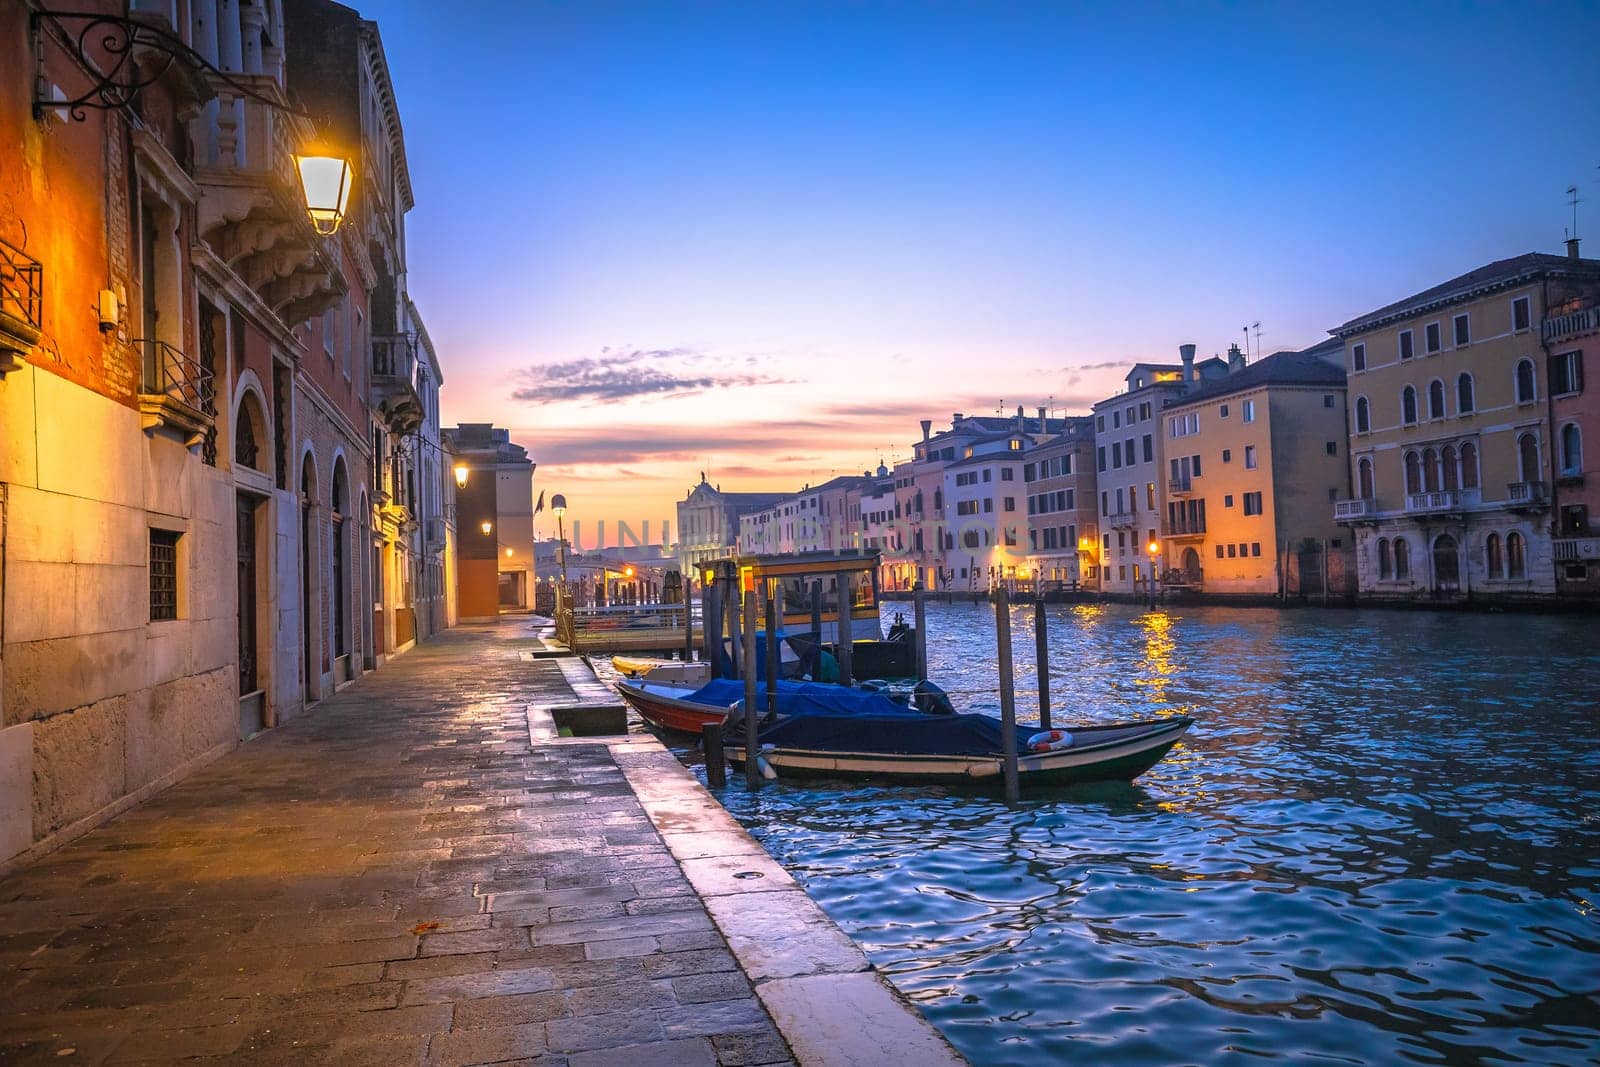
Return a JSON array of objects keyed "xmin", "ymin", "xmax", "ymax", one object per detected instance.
[
  {"xmin": 1569, "ymin": 185, "xmax": 1582, "ymax": 241},
  {"xmin": 1250, "ymin": 321, "xmax": 1262, "ymax": 360}
]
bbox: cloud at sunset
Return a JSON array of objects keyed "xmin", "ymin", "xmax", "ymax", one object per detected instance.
[{"xmin": 511, "ymin": 346, "xmax": 791, "ymax": 404}]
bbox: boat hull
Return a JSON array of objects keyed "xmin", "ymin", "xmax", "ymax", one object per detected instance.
[
  {"xmin": 614, "ymin": 679, "xmax": 726, "ymax": 734},
  {"xmin": 727, "ymin": 717, "xmax": 1193, "ymax": 787}
]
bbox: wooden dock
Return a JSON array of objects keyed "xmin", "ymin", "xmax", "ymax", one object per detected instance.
[{"xmin": 555, "ymin": 599, "xmax": 703, "ymax": 655}]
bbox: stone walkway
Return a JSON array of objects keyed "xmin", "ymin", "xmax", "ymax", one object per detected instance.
[{"xmin": 0, "ymin": 620, "xmax": 793, "ymax": 1066}]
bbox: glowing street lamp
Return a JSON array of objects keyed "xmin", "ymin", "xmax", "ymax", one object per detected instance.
[
  {"xmin": 1146, "ymin": 539, "xmax": 1160, "ymax": 608},
  {"xmin": 480, "ymin": 520, "xmax": 493, "ymax": 536},
  {"xmin": 551, "ymin": 494, "xmax": 568, "ymax": 588},
  {"xmin": 453, "ymin": 463, "xmax": 470, "ymax": 489},
  {"xmin": 294, "ymin": 154, "xmax": 355, "ymax": 235}
]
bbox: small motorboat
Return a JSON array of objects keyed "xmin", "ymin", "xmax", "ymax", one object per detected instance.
[
  {"xmin": 611, "ymin": 655, "xmax": 713, "ymax": 687},
  {"xmin": 614, "ymin": 676, "xmax": 953, "ymax": 735},
  {"xmin": 719, "ymin": 686, "xmax": 1194, "ymax": 788}
]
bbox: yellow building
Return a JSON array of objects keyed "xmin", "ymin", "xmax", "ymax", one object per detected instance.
[
  {"xmin": 1333, "ymin": 252, "xmax": 1600, "ymax": 600},
  {"xmin": 1155, "ymin": 342, "xmax": 1350, "ymax": 596}
]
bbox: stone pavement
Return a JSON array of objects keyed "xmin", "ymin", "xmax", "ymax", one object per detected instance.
[{"xmin": 0, "ymin": 620, "xmax": 795, "ymax": 1066}]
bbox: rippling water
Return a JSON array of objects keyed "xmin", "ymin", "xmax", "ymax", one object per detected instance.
[{"xmin": 695, "ymin": 602, "xmax": 1600, "ymax": 1065}]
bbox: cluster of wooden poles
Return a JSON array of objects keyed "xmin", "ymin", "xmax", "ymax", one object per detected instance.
[{"xmin": 697, "ymin": 576, "xmax": 1052, "ymax": 804}]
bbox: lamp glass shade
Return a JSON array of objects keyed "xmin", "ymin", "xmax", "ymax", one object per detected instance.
[
  {"xmin": 295, "ymin": 154, "xmax": 354, "ymax": 235},
  {"xmin": 452, "ymin": 464, "xmax": 469, "ymax": 488},
  {"xmin": 480, "ymin": 521, "xmax": 493, "ymax": 536},
  {"xmin": 551, "ymin": 493, "xmax": 567, "ymax": 516}
]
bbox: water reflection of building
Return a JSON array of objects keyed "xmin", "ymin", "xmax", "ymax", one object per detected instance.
[{"xmin": 1333, "ymin": 247, "xmax": 1600, "ymax": 602}]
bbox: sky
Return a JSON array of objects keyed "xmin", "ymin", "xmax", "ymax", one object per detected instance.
[{"xmin": 361, "ymin": 0, "xmax": 1600, "ymax": 543}]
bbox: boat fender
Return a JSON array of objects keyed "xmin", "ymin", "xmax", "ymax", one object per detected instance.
[
  {"xmin": 758, "ymin": 744, "xmax": 779, "ymax": 780},
  {"xmin": 1026, "ymin": 729, "xmax": 1074, "ymax": 752}
]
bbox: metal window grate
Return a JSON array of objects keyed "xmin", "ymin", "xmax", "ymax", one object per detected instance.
[{"xmin": 149, "ymin": 529, "xmax": 179, "ymax": 621}]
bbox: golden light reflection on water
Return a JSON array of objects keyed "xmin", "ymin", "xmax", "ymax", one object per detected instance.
[{"xmin": 1133, "ymin": 610, "xmax": 1178, "ymax": 707}]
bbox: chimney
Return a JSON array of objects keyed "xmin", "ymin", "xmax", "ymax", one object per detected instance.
[
  {"xmin": 920, "ymin": 419, "xmax": 932, "ymax": 441},
  {"xmin": 952, "ymin": 412, "xmax": 963, "ymax": 425},
  {"xmin": 1227, "ymin": 343, "xmax": 1245, "ymax": 372},
  {"xmin": 1014, "ymin": 405, "xmax": 1024, "ymax": 433},
  {"xmin": 1179, "ymin": 343, "xmax": 1196, "ymax": 382},
  {"xmin": 1568, "ymin": 236, "xmax": 1582, "ymax": 260},
  {"xmin": 1037, "ymin": 405, "xmax": 1047, "ymax": 430}
]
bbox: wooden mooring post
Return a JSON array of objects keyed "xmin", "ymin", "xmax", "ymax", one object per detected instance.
[
  {"xmin": 704, "ymin": 580, "xmax": 723, "ymax": 678},
  {"xmin": 1034, "ymin": 596, "xmax": 1051, "ymax": 732},
  {"xmin": 727, "ymin": 575, "xmax": 744, "ymax": 680},
  {"xmin": 809, "ymin": 580, "xmax": 823, "ymax": 679},
  {"xmin": 703, "ymin": 722, "xmax": 726, "ymax": 789},
  {"xmin": 993, "ymin": 587, "xmax": 1020, "ymax": 804},
  {"xmin": 913, "ymin": 582, "xmax": 928, "ymax": 680},
  {"xmin": 683, "ymin": 577, "xmax": 696, "ymax": 663},
  {"xmin": 765, "ymin": 581, "xmax": 780, "ymax": 714},
  {"xmin": 834, "ymin": 572, "xmax": 854, "ymax": 687},
  {"xmin": 742, "ymin": 588, "xmax": 760, "ymax": 788}
]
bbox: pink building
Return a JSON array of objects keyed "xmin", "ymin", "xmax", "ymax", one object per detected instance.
[{"xmin": 1546, "ymin": 272, "xmax": 1600, "ymax": 597}]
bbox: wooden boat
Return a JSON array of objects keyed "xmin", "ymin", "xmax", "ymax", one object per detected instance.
[
  {"xmin": 614, "ymin": 678, "xmax": 725, "ymax": 734},
  {"xmin": 725, "ymin": 715, "xmax": 1194, "ymax": 788},
  {"xmin": 611, "ymin": 655, "xmax": 712, "ymax": 687}
]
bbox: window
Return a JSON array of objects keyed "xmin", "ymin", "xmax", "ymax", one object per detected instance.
[
  {"xmin": 1453, "ymin": 313, "xmax": 1469, "ymax": 347},
  {"xmin": 1142, "ymin": 435, "xmax": 1153, "ymax": 463},
  {"xmin": 1096, "ymin": 415, "xmax": 1105, "ymax": 432},
  {"xmin": 1251, "ymin": 543, "xmax": 1261, "ymax": 557},
  {"xmin": 1242, "ymin": 400, "xmax": 1256, "ymax": 423},
  {"xmin": 1146, "ymin": 482, "xmax": 1156, "ymax": 510},
  {"xmin": 1399, "ymin": 330, "xmax": 1414, "ymax": 361},
  {"xmin": 1222, "ymin": 448, "xmax": 1232, "ymax": 463},
  {"xmin": 1111, "ymin": 443, "xmax": 1122, "ymax": 469},
  {"xmin": 1003, "ymin": 496, "xmax": 1016, "ymax": 512},
  {"xmin": 323, "ymin": 307, "xmax": 337, "ymax": 357},
  {"xmin": 1507, "ymin": 532, "xmax": 1526, "ymax": 579},
  {"xmin": 1008, "ymin": 439, "xmax": 1022, "ymax": 451},
  {"xmin": 1243, "ymin": 491, "xmax": 1263, "ymax": 515},
  {"xmin": 1226, "ymin": 544, "xmax": 1237, "ymax": 558},
  {"xmin": 1139, "ymin": 402, "xmax": 1151, "ymax": 420},
  {"xmin": 1550, "ymin": 350, "xmax": 1584, "ymax": 396},
  {"xmin": 1425, "ymin": 322, "xmax": 1441, "ymax": 354},
  {"xmin": 1518, "ymin": 432, "xmax": 1540, "ymax": 482},
  {"xmin": 1428, "ymin": 379, "xmax": 1445, "ymax": 419},
  {"xmin": 1485, "ymin": 533, "xmax": 1503, "ymax": 579},
  {"xmin": 1560, "ymin": 423, "xmax": 1582, "ymax": 476},
  {"xmin": 1023, "ymin": 462, "xmax": 1036, "ymax": 481},
  {"xmin": 1224, "ymin": 494, "xmax": 1234, "ymax": 507},
  {"xmin": 1441, "ymin": 446, "xmax": 1459, "ymax": 491},
  {"xmin": 1001, "ymin": 468, "xmax": 1015, "ymax": 481},
  {"xmin": 1402, "ymin": 386, "xmax": 1417, "ymax": 424},
  {"xmin": 1394, "ymin": 538, "xmax": 1411, "ymax": 580},
  {"xmin": 1377, "ymin": 538, "xmax": 1392, "ymax": 579},
  {"xmin": 1422, "ymin": 448, "xmax": 1439, "ymax": 492},
  {"xmin": 1358, "ymin": 457, "xmax": 1374, "ymax": 498},
  {"xmin": 982, "ymin": 469, "xmax": 992, "ymax": 482},
  {"xmin": 1513, "ymin": 296, "xmax": 1531, "ymax": 332},
  {"xmin": 1323, "ymin": 394, "xmax": 1335, "ymax": 408},
  {"xmin": 149, "ymin": 529, "xmax": 180, "ymax": 621},
  {"xmin": 1515, "ymin": 359, "xmax": 1536, "ymax": 404},
  {"xmin": 1191, "ymin": 454, "xmax": 1202, "ymax": 477},
  {"xmin": 1220, "ymin": 403, "xmax": 1230, "ymax": 418},
  {"xmin": 1460, "ymin": 441, "xmax": 1479, "ymax": 490},
  {"xmin": 1125, "ymin": 438, "xmax": 1135, "ymax": 466},
  {"xmin": 1244, "ymin": 445, "xmax": 1258, "ymax": 469},
  {"xmin": 1355, "ymin": 396, "xmax": 1370, "ymax": 433},
  {"xmin": 1216, "ymin": 545, "xmax": 1225, "ymax": 559},
  {"xmin": 1352, "ymin": 343, "xmax": 1366, "ymax": 372},
  {"xmin": 1325, "ymin": 441, "xmax": 1337, "ymax": 456},
  {"xmin": 1097, "ymin": 447, "xmax": 1106, "ymax": 473},
  {"xmin": 1457, "ymin": 373, "xmax": 1475, "ymax": 414}
]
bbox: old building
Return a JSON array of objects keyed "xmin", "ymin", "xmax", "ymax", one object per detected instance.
[
  {"xmin": 677, "ymin": 477, "xmax": 784, "ymax": 571},
  {"xmin": 443, "ymin": 424, "xmax": 536, "ymax": 619},
  {"xmin": 1023, "ymin": 417, "xmax": 1099, "ymax": 590},
  {"xmin": 1543, "ymin": 280, "xmax": 1600, "ymax": 597},
  {"xmin": 1334, "ymin": 250, "xmax": 1600, "ymax": 601},
  {"xmin": 1156, "ymin": 342, "xmax": 1350, "ymax": 597}
]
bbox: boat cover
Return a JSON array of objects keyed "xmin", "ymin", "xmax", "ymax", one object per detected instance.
[{"xmin": 685, "ymin": 678, "xmax": 906, "ymax": 716}]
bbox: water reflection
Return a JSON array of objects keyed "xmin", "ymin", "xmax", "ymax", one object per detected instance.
[{"xmin": 713, "ymin": 602, "xmax": 1600, "ymax": 1066}]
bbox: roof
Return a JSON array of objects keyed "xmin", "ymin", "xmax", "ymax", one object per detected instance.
[
  {"xmin": 1164, "ymin": 344, "xmax": 1346, "ymax": 409},
  {"xmin": 1334, "ymin": 252, "xmax": 1600, "ymax": 335}
]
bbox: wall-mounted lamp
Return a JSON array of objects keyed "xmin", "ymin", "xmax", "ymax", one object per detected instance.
[
  {"xmin": 453, "ymin": 463, "xmax": 470, "ymax": 489},
  {"xmin": 504, "ymin": 547, "xmax": 513, "ymax": 557},
  {"xmin": 480, "ymin": 520, "xmax": 493, "ymax": 536},
  {"xmin": 294, "ymin": 154, "xmax": 354, "ymax": 235}
]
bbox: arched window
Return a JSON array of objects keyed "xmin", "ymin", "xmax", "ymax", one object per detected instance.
[
  {"xmin": 1507, "ymin": 531, "xmax": 1526, "ymax": 579},
  {"xmin": 1428, "ymin": 379, "xmax": 1446, "ymax": 419},
  {"xmin": 1460, "ymin": 441, "xmax": 1479, "ymax": 490},
  {"xmin": 1358, "ymin": 456, "xmax": 1374, "ymax": 499},
  {"xmin": 1402, "ymin": 386, "xmax": 1418, "ymax": 425},
  {"xmin": 1457, "ymin": 373, "xmax": 1475, "ymax": 414},
  {"xmin": 1355, "ymin": 396, "xmax": 1371, "ymax": 434},
  {"xmin": 1517, "ymin": 433, "xmax": 1540, "ymax": 483},
  {"xmin": 1485, "ymin": 533, "xmax": 1503, "ymax": 579},
  {"xmin": 1441, "ymin": 445, "xmax": 1459, "ymax": 491},
  {"xmin": 1404, "ymin": 451, "xmax": 1421, "ymax": 494},
  {"xmin": 1560, "ymin": 423, "xmax": 1582, "ymax": 476},
  {"xmin": 1515, "ymin": 359, "xmax": 1536, "ymax": 404},
  {"xmin": 1377, "ymin": 537, "xmax": 1392, "ymax": 580},
  {"xmin": 1422, "ymin": 448, "xmax": 1439, "ymax": 492},
  {"xmin": 1394, "ymin": 538, "xmax": 1411, "ymax": 580}
]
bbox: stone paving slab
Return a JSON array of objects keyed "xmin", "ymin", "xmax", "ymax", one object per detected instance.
[{"xmin": 0, "ymin": 619, "xmax": 797, "ymax": 1066}]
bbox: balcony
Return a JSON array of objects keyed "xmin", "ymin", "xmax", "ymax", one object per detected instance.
[
  {"xmin": 1506, "ymin": 481, "xmax": 1548, "ymax": 510},
  {"xmin": 1160, "ymin": 520, "xmax": 1206, "ymax": 542},
  {"xmin": 1405, "ymin": 490, "xmax": 1462, "ymax": 514},
  {"xmin": 372, "ymin": 334, "xmax": 424, "ymax": 433},
  {"xmin": 1543, "ymin": 306, "xmax": 1598, "ymax": 343},
  {"xmin": 1334, "ymin": 498, "xmax": 1375, "ymax": 522},
  {"xmin": 0, "ymin": 238, "xmax": 43, "ymax": 374},
  {"xmin": 136, "ymin": 339, "xmax": 213, "ymax": 446},
  {"xmin": 1106, "ymin": 510, "xmax": 1138, "ymax": 529},
  {"xmin": 1554, "ymin": 537, "xmax": 1600, "ymax": 562},
  {"xmin": 1167, "ymin": 475, "xmax": 1194, "ymax": 496}
]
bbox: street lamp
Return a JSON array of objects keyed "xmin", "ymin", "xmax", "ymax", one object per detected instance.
[
  {"xmin": 551, "ymin": 494, "xmax": 568, "ymax": 588},
  {"xmin": 480, "ymin": 520, "xmax": 493, "ymax": 536},
  {"xmin": 294, "ymin": 153, "xmax": 355, "ymax": 235},
  {"xmin": 1146, "ymin": 539, "xmax": 1160, "ymax": 609},
  {"xmin": 453, "ymin": 463, "xmax": 470, "ymax": 489}
]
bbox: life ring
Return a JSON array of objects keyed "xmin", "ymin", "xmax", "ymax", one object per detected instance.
[{"xmin": 1026, "ymin": 729, "xmax": 1074, "ymax": 752}]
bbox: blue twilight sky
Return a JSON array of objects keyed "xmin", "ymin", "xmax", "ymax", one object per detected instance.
[{"xmin": 359, "ymin": 0, "xmax": 1600, "ymax": 535}]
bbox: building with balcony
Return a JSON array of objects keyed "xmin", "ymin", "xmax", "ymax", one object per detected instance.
[
  {"xmin": 1022, "ymin": 417, "xmax": 1098, "ymax": 590},
  {"xmin": 1154, "ymin": 342, "xmax": 1351, "ymax": 597},
  {"xmin": 1544, "ymin": 284, "xmax": 1600, "ymax": 598},
  {"xmin": 1093, "ymin": 347, "xmax": 1229, "ymax": 595},
  {"xmin": 1333, "ymin": 248, "xmax": 1600, "ymax": 601},
  {"xmin": 442, "ymin": 425, "xmax": 536, "ymax": 620}
]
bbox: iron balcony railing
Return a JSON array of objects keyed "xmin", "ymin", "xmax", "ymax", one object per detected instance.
[
  {"xmin": 1167, "ymin": 474, "xmax": 1193, "ymax": 493},
  {"xmin": 134, "ymin": 337, "xmax": 211, "ymax": 411},
  {"xmin": 0, "ymin": 238, "xmax": 44, "ymax": 332},
  {"xmin": 1106, "ymin": 510, "xmax": 1138, "ymax": 529},
  {"xmin": 1543, "ymin": 306, "xmax": 1597, "ymax": 343},
  {"xmin": 372, "ymin": 333, "xmax": 419, "ymax": 386}
]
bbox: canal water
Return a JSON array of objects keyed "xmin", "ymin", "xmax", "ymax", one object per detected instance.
[{"xmin": 700, "ymin": 602, "xmax": 1600, "ymax": 1065}]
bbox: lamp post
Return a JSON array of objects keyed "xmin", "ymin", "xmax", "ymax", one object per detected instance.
[
  {"xmin": 551, "ymin": 494, "xmax": 568, "ymax": 589},
  {"xmin": 1146, "ymin": 539, "xmax": 1160, "ymax": 609}
]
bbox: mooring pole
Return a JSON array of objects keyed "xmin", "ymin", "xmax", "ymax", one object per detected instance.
[
  {"xmin": 703, "ymin": 721, "xmax": 726, "ymax": 789},
  {"xmin": 727, "ymin": 574, "xmax": 744, "ymax": 681},
  {"xmin": 809, "ymin": 580, "xmax": 823, "ymax": 679},
  {"xmin": 742, "ymin": 588, "xmax": 760, "ymax": 788},
  {"xmin": 1034, "ymin": 596, "xmax": 1051, "ymax": 732},
  {"xmin": 913, "ymin": 582, "xmax": 928, "ymax": 680},
  {"xmin": 683, "ymin": 577, "xmax": 696, "ymax": 663},
  {"xmin": 834, "ymin": 572, "xmax": 854, "ymax": 687},
  {"xmin": 704, "ymin": 580, "xmax": 722, "ymax": 678},
  {"xmin": 994, "ymin": 587, "xmax": 1020, "ymax": 803},
  {"xmin": 765, "ymin": 580, "xmax": 779, "ymax": 715}
]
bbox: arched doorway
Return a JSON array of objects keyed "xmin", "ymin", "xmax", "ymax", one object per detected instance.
[
  {"xmin": 331, "ymin": 458, "xmax": 350, "ymax": 682},
  {"xmin": 1180, "ymin": 546, "xmax": 1201, "ymax": 582},
  {"xmin": 1433, "ymin": 534, "xmax": 1460, "ymax": 593},
  {"xmin": 300, "ymin": 452, "xmax": 320, "ymax": 703}
]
